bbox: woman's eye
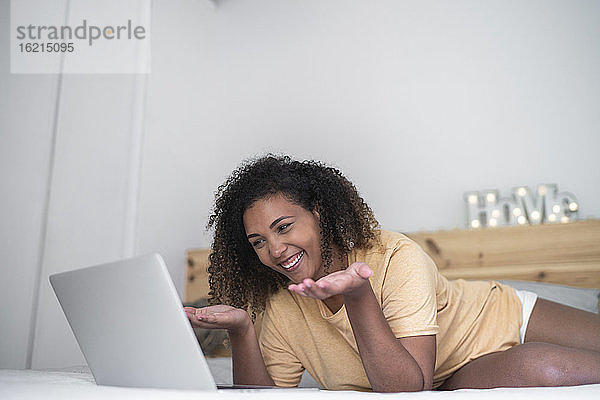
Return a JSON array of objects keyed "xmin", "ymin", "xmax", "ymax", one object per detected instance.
[
  {"xmin": 252, "ymin": 239, "xmax": 265, "ymax": 248},
  {"xmin": 277, "ymin": 223, "xmax": 292, "ymax": 232}
]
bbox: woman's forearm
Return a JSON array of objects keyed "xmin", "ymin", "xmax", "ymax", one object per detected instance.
[
  {"xmin": 343, "ymin": 283, "xmax": 425, "ymax": 392},
  {"xmin": 229, "ymin": 321, "xmax": 276, "ymax": 386}
]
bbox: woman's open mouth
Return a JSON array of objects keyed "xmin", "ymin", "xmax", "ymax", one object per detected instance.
[{"xmin": 280, "ymin": 251, "xmax": 304, "ymax": 271}]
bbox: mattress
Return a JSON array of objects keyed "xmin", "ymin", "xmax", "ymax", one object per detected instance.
[{"xmin": 1, "ymin": 362, "xmax": 599, "ymax": 400}]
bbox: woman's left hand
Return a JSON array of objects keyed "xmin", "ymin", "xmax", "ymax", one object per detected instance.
[{"xmin": 288, "ymin": 262, "xmax": 373, "ymax": 299}]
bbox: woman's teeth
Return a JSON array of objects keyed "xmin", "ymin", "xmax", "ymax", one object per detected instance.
[{"xmin": 281, "ymin": 251, "xmax": 303, "ymax": 270}]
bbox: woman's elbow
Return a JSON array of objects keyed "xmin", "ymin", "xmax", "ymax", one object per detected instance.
[{"xmin": 373, "ymin": 373, "xmax": 426, "ymax": 393}]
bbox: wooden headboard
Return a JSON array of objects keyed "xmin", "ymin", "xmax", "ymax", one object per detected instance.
[
  {"xmin": 185, "ymin": 219, "xmax": 600, "ymax": 303},
  {"xmin": 408, "ymin": 219, "xmax": 600, "ymax": 288}
]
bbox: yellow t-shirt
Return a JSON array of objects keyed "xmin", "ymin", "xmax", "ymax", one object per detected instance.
[{"xmin": 257, "ymin": 230, "xmax": 522, "ymax": 390}]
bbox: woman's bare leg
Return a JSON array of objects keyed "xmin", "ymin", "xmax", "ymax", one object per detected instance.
[
  {"xmin": 439, "ymin": 343, "xmax": 600, "ymax": 390},
  {"xmin": 439, "ymin": 298, "xmax": 600, "ymax": 390},
  {"xmin": 525, "ymin": 298, "xmax": 600, "ymax": 351}
]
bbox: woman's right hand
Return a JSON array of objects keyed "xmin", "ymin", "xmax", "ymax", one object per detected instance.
[{"xmin": 184, "ymin": 305, "xmax": 251, "ymax": 335}]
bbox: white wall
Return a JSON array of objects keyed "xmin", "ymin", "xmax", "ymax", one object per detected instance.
[
  {"xmin": 2, "ymin": 0, "xmax": 599, "ymax": 370},
  {"xmin": 140, "ymin": 0, "xmax": 600, "ymax": 303},
  {"xmin": 135, "ymin": 0, "xmax": 218, "ymax": 301},
  {"xmin": 206, "ymin": 0, "xmax": 600, "ymax": 234}
]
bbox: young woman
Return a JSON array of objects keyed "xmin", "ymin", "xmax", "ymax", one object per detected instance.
[{"xmin": 185, "ymin": 155, "xmax": 600, "ymax": 392}]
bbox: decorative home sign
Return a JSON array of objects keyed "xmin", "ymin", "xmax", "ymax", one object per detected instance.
[{"xmin": 464, "ymin": 184, "xmax": 579, "ymax": 229}]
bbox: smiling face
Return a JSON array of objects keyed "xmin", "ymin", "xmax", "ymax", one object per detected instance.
[{"xmin": 243, "ymin": 194, "xmax": 325, "ymax": 283}]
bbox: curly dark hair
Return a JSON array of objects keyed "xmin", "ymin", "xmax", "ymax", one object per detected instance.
[{"xmin": 207, "ymin": 154, "xmax": 379, "ymax": 318}]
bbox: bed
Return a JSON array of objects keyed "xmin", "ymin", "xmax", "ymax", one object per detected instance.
[
  {"xmin": 0, "ymin": 367, "xmax": 599, "ymax": 399},
  {"xmin": 2, "ymin": 220, "xmax": 598, "ymax": 399}
]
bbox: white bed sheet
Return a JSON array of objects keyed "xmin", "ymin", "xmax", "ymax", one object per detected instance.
[{"xmin": 1, "ymin": 368, "xmax": 599, "ymax": 400}]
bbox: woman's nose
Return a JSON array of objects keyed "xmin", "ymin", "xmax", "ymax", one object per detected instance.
[{"xmin": 270, "ymin": 240, "xmax": 287, "ymax": 259}]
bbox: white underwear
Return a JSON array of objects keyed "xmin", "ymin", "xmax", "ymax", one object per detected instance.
[{"xmin": 513, "ymin": 289, "xmax": 539, "ymax": 343}]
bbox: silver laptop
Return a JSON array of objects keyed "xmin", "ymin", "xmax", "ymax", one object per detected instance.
[{"xmin": 50, "ymin": 253, "xmax": 223, "ymax": 390}]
